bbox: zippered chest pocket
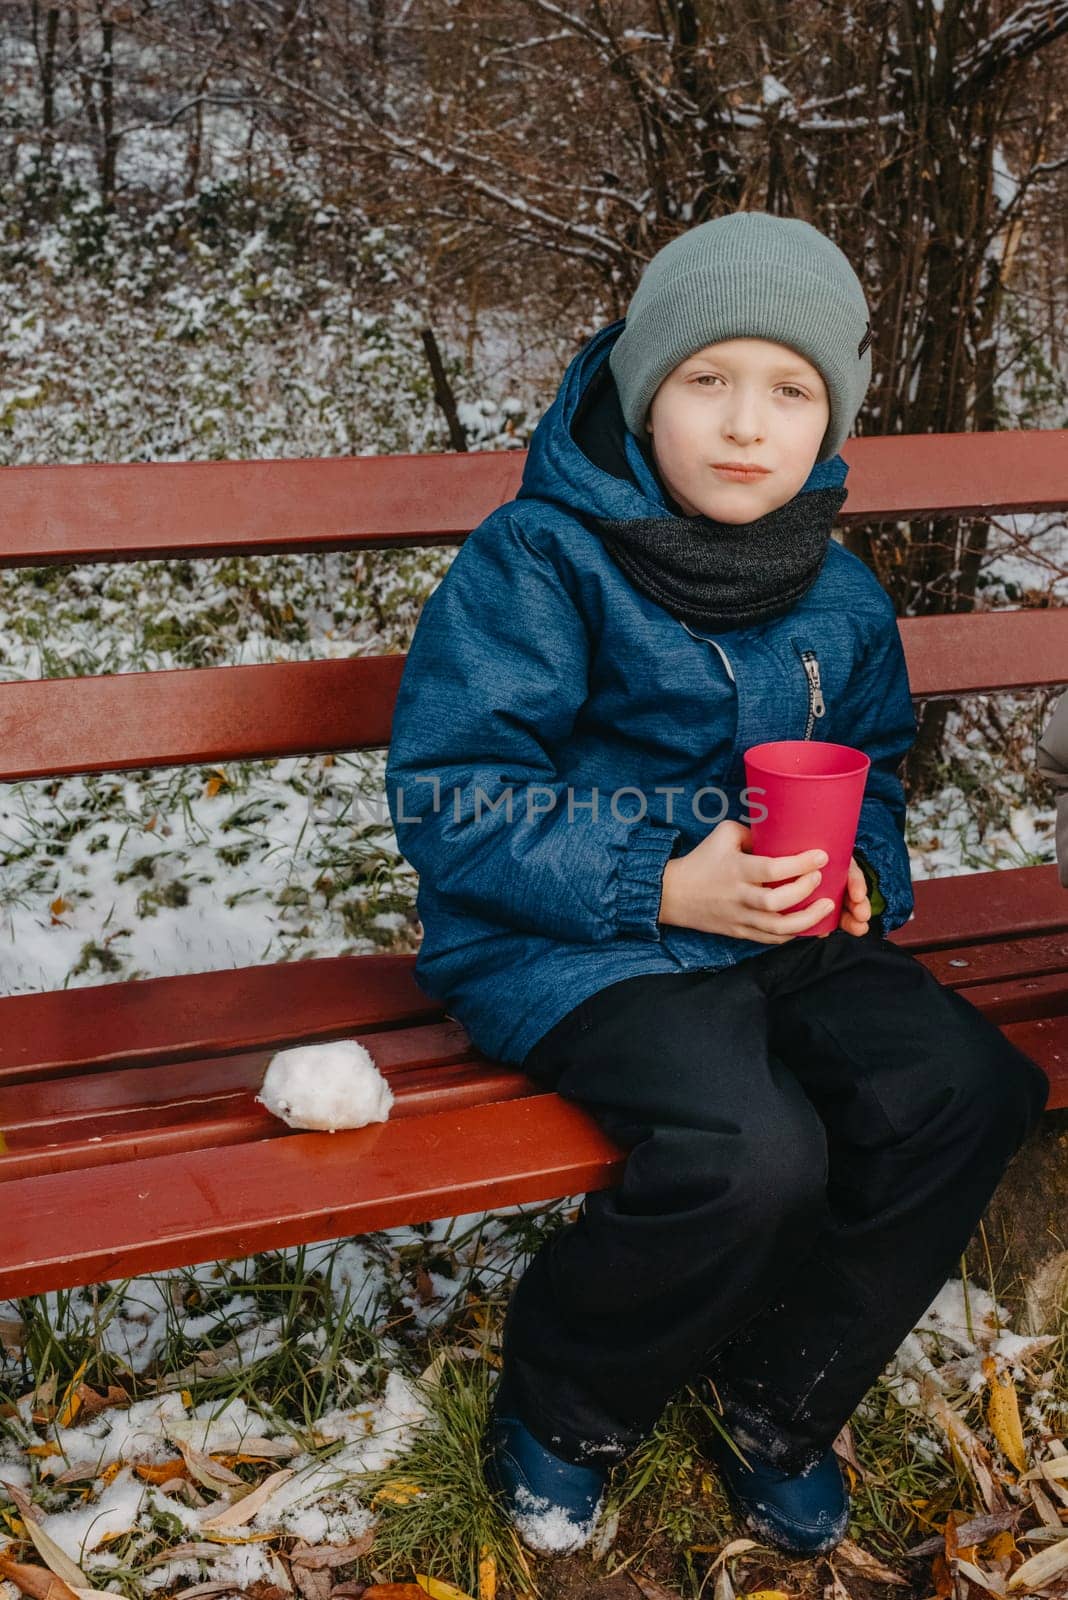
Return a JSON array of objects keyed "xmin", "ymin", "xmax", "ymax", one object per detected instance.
[{"xmin": 791, "ymin": 637, "xmax": 826, "ymax": 740}]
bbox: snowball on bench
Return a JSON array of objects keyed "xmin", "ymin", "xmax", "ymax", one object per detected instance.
[{"xmin": 257, "ymin": 1040, "xmax": 394, "ymax": 1131}]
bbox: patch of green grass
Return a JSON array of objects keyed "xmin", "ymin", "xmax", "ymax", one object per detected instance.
[{"xmin": 350, "ymin": 1353, "xmax": 539, "ymax": 1596}]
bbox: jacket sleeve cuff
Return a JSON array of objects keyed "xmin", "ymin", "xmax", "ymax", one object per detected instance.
[
  {"xmin": 615, "ymin": 822, "xmax": 681, "ymax": 940},
  {"xmin": 853, "ymin": 847, "xmax": 887, "ymax": 918}
]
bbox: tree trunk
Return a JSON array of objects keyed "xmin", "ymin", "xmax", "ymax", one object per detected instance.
[{"xmin": 964, "ymin": 1110, "xmax": 1068, "ymax": 1330}]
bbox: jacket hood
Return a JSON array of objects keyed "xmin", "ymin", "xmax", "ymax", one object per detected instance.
[{"xmin": 516, "ymin": 318, "xmax": 849, "ymax": 526}]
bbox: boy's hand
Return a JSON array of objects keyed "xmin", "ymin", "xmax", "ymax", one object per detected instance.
[
  {"xmin": 658, "ymin": 820, "xmax": 835, "ymax": 944},
  {"xmin": 839, "ymin": 855, "xmax": 872, "ymax": 937}
]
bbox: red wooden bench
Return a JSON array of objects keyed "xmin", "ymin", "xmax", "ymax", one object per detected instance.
[{"xmin": 2, "ymin": 431, "xmax": 1066, "ymax": 1299}]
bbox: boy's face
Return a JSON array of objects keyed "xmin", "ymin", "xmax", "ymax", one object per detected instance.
[{"xmin": 644, "ymin": 338, "xmax": 831, "ymax": 524}]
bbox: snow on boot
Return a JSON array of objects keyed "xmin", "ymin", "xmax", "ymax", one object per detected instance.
[
  {"xmin": 705, "ymin": 1428, "xmax": 850, "ymax": 1556},
  {"xmin": 481, "ymin": 1371, "xmax": 608, "ymax": 1556}
]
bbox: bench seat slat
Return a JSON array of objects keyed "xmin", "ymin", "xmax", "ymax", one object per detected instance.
[
  {"xmin": 2, "ymin": 432, "xmax": 1066, "ymax": 569},
  {"xmin": 891, "ymin": 865, "xmax": 1067, "ymax": 950},
  {"xmin": 4, "ymin": 1011, "xmax": 1065, "ymax": 1300},
  {"xmin": 918, "ymin": 930, "xmax": 1068, "ymax": 989},
  {"xmin": 2, "ymin": 870, "xmax": 1064, "ymax": 1086},
  {"xmin": 2, "ymin": 1094, "xmax": 625, "ymax": 1299},
  {"xmin": 2, "ymin": 928, "xmax": 1064, "ymax": 1184},
  {"xmin": 0, "ymin": 954, "xmax": 446, "ymax": 1082},
  {"xmin": 0, "ymin": 1058, "xmax": 533, "ymax": 1183}
]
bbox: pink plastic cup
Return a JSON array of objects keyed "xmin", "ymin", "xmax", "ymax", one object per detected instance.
[{"xmin": 742, "ymin": 741, "xmax": 871, "ymax": 937}]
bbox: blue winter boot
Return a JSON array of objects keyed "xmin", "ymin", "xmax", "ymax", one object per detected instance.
[
  {"xmin": 481, "ymin": 1370, "xmax": 609, "ymax": 1555},
  {"xmin": 704, "ymin": 1425, "xmax": 850, "ymax": 1556}
]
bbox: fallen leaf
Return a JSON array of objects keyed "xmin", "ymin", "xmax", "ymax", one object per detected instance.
[
  {"xmin": 49, "ymin": 1464, "xmax": 106, "ymax": 1488},
  {"xmin": 133, "ymin": 1459, "xmax": 189, "ymax": 1485},
  {"xmin": 370, "ymin": 1480, "xmax": 423, "ymax": 1509},
  {"xmin": 201, "ymin": 1530, "xmax": 280, "ymax": 1544},
  {"xmin": 834, "ymin": 1538, "xmax": 908, "ymax": 1584},
  {"xmin": 955, "ymin": 1558, "xmax": 1010, "ymax": 1596},
  {"xmin": 65, "ymin": 1386, "xmax": 128, "ymax": 1425},
  {"xmin": 0, "ymin": 1319, "xmax": 23, "ymax": 1354},
  {"xmin": 1027, "ymin": 1477, "xmax": 1063, "ymax": 1529},
  {"xmin": 1, "ymin": 1481, "xmax": 42, "ymax": 1526},
  {"xmin": 293, "ymin": 1566, "xmax": 331, "ymax": 1600},
  {"xmin": 983, "ymin": 1357, "xmax": 1026, "ymax": 1474},
  {"xmin": 476, "ymin": 1545, "xmax": 495, "ymax": 1600},
  {"xmin": 0, "ymin": 1557, "xmax": 80, "ymax": 1600},
  {"xmin": 54, "ymin": 1361, "xmax": 90, "ymax": 1429},
  {"xmin": 9, "ymin": 1505, "xmax": 91, "ymax": 1588},
  {"xmin": 831, "ymin": 1423, "xmax": 867, "ymax": 1485},
  {"xmin": 199, "ymin": 1469, "xmax": 294, "ymax": 1529},
  {"xmin": 360, "ymin": 1589, "xmax": 428, "ymax": 1599},
  {"xmin": 631, "ymin": 1576, "xmax": 685, "ymax": 1599},
  {"xmin": 920, "ymin": 1377, "xmax": 1007, "ymax": 1512},
  {"xmin": 708, "ymin": 1540, "xmax": 757, "ymax": 1566},
  {"xmin": 179, "ymin": 1442, "xmax": 246, "ymax": 1495},
  {"xmin": 589, "ymin": 1503, "xmax": 619, "ymax": 1560},
  {"xmin": 143, "ymin": 1543, "xmax": 235, "ymax": 1568},
  {"xmin": 218, "ymin": 1438, "xmax": 301, "ymax": 1461},
  {"xmin": 1008, "ymin": 1536, "xmax": 1068, "ymax": 1590},
  {"xmin": 289, "ymin": 1535, "xmax": 375, "ymax": 1568},
  {"xmin": 416, "ymin": 1579, "xmax": 476, "ymax": 1600},
  {"xmin": 712, "ymin": 1568, "xmax": 734, "ymax": 1600}
]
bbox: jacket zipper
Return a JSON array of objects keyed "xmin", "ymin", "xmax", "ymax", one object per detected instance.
[{"xmin": 799, "ymin": 648, "xmax": 826, "ymax": 740}]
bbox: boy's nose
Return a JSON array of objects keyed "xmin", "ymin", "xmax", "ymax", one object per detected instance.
[{"xmin": 723, "ymin": 398, "xmax": 765, "ymax": 444}]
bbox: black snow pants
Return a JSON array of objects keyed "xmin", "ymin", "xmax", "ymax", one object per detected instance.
[{"xmin": 500, "ymin": 926, "xmax": 1049, "ymax": 1473}]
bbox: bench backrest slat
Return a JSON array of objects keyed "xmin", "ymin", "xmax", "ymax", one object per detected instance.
[
  {"xmin": 0, "ymin": 612, "xmax": 1064, "ymax": 782},
  {"xmin": 2, "ymin": 430, "xmax": 1066, "ymax": 567}
]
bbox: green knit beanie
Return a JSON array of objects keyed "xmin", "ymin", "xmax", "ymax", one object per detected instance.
[{"xmin": 608, "ymin": 211, "xmax": 873, "ymax": 464}]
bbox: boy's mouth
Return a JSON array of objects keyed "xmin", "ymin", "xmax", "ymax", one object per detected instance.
[{"xmin": 712, "ymin": 464, "xmax": 771, "ymax": 481}]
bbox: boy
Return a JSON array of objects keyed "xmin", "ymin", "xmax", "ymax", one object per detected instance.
[{"xmin": 385, "ymin": 213, "xmax": 1048, "ymax": 1557}]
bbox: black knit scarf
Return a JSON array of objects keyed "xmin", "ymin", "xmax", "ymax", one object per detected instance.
[{"xmin": 588, "ymin": 484, "xmax": 847, "ymax": 633}]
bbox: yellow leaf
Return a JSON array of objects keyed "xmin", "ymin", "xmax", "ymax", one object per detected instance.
[
  {"xmin": 982, "ymin": 1356, "xmax": 1026, "ymax": 1473},
  {"xmin": 371, "ymin": 1478, "xmax": 423, "ymax": 1508},
  {"xmin": 477, "ymin": 1546, "xmax": 496, "ymax": 1600},
  {"xmin": 133, "ymin": 1459, "xmax": 188, "ymax": 1485},
  {"xmin": 740, "ymin": 1593, "xmax": 790, "ymax": 1599},
  {"xmin": 416, "ymin": 1577, "xmax": 477, "ymax": 1600},
  {"xmin": 201, "ymin": 1530, "xmax": 278, "ymax": 1545},
  {"xmin": 56, "ymin": 1359, "xmax": 89, "ymax": 1429},
  {"xmin": 25, "ymin": 1445, "xmax": 61, "ymax": 1459}
]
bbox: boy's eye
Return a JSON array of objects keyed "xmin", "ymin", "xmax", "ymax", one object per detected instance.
[{"xmin": 690, "ymin": 375, "xmax": 808, "ymax": 399}]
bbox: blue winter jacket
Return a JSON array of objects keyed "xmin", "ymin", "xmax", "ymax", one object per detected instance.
[{"xmin": 385, "ymin": 319, "xmax": 918, "ymax": 1067}]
